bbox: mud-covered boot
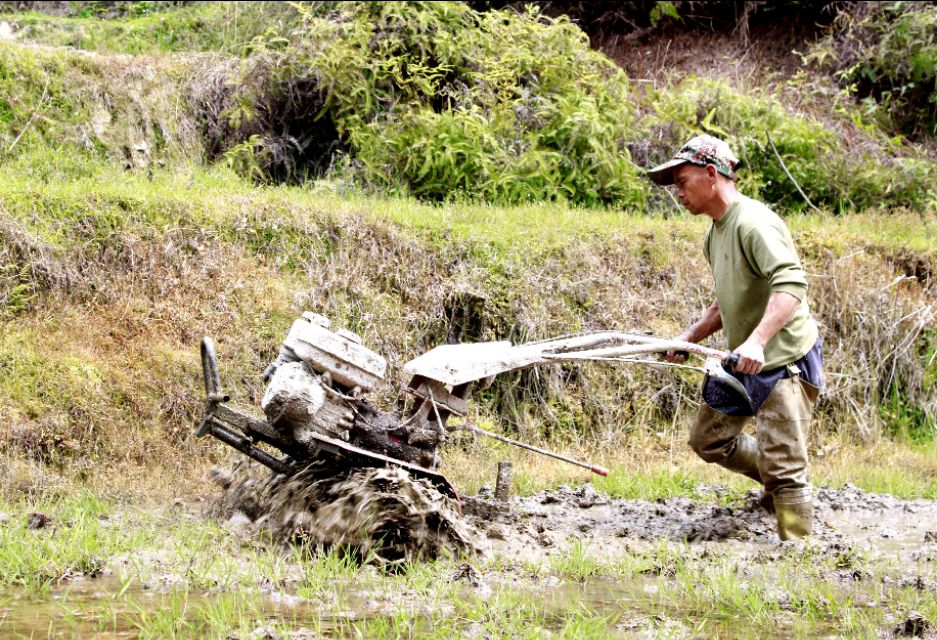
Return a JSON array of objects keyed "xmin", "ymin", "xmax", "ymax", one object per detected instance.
[
  {"xmin": 774, "ymin": 488, "xmax": 813, "ymax": 541},
  {"xmin": 758, "ymin": 491, "xmax": 775, "ymax": 514}
]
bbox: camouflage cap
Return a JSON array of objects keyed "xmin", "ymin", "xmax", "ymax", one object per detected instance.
[{"xmin": 646, "ymin": 134, "xmax": 740, "ymax": 186}]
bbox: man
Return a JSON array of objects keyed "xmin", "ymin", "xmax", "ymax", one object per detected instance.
[{"xmin": 646, "ymin": 134, "xmax": 824, "ymax": 541}]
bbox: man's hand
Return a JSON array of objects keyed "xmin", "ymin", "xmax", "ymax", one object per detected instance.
[
  {"xmin": 663, "ymin": 333, "xmax": 693, "ymax": 363},
  {"xmin": 732, "ymin": 338, "xmax": 765, "ymax": 375},
  {"xmin": 731, "ymin": 291, "xmax": 801, "ymax": 375}
]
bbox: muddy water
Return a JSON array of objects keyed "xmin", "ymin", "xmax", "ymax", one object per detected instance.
[
  {"xmin": 0, "ymin": 575, "xmax": 370, "ymax": 638},
  {"xmin": 0, "ymin": 571, "xmax": 839, "ymax": 639}
]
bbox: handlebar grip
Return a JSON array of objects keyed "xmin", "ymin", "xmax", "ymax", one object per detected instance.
[
  {"xmin": 591, "ymin": 464, "xmax": 609, "ymax": 477},
  {"xmin": 725, "ymin": 353, "xmax": 740, "ymax": 367}
]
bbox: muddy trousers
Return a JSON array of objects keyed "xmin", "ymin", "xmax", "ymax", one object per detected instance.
[{"xmin": 689, "ymin": 375, "xmax": 819, "ymax": 540}]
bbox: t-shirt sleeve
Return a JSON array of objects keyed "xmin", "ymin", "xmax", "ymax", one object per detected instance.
[{"xmin": 741, "ymin": 223, "xmax": 808, "ymax": 300}]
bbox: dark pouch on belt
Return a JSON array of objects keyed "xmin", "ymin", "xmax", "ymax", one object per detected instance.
[{"xmin": 703, "ymin": 365, "xmax": 785, "ymax": 417}]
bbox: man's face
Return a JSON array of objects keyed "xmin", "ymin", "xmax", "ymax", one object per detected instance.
[{"xmin": 672, "ymin": 163, "xmax": 713, "ymax": 215}]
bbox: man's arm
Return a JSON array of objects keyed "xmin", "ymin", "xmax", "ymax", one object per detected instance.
[
  {"xmin": 665, "ymin": 300, "xmax": 723, "ymax": 362},
  {"xmin": 733, "ymin": 291, "xmax": 801, "ymax": 375}
]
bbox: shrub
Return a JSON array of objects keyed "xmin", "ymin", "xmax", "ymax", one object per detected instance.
[
  {"xmin": 807, "ymin": 1, "xmax": 937, "ymax": 141},
  {"xmin": 223, "ymin": 1, "xmax": 647, "ymax": 206},
  {"xmin": 645, "ymin": 77, "xmax": 936, "ymax": 212}
]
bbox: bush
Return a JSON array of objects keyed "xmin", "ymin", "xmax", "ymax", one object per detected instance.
[
  {"xmin": 807, "ymin": 1, "xmax": 937, "ymax": 141},
  {"xmin": 223, "ymin": 1, "xmax": 647, "ymax": 206},
  {"xmin": 645, "ymin": 77, "xmax": 936, "ymax": 212}
]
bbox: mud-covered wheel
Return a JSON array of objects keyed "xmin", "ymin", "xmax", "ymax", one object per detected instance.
[{"xmin": 214, "ymin": 462, "xmax": 481, "ymax": 565}]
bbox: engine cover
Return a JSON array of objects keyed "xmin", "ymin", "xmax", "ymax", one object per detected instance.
[{"xmin": 283, "ymin": 315, "xmax": 386, "ymax": 392}]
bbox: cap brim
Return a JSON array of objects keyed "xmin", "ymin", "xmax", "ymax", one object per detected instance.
[{"xmin": 645, "ymin": 158, "xmax": 687, "ymax": 186}]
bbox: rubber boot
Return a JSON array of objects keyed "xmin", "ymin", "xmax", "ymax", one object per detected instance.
[{"xmin": 774, "ymin": 487, "xmax": 813, "ymax": 541}]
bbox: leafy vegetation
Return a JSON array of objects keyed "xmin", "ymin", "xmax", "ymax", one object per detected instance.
[
  {"xmin": 808, "ymin": 1, "xmax": 937, "ymax": 141},
  {"xmin": 1, "ymin": 1, "xmax": 934, "ymax": 212},
  {"xmin": 223, "ymin": 2, "xmax": 646, "ymax": 205},
  {"xmin": 645, "ymin": 76, "xmax": 936, "ymax": 212}
]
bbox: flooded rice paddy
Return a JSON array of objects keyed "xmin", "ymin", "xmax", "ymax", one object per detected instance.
[{"xmin": 1, "ymin": 472, "xmax": 936, "ymax": 639}]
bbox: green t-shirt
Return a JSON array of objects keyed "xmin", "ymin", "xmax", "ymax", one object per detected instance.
[{"xmin": 703, "ymin": 194, "xmax": 818, "ymax": 369}]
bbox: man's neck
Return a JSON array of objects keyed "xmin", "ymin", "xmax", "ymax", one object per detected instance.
[{"xmin": 707, "ymin": 185, "xmax": 739, "ymax": 221}]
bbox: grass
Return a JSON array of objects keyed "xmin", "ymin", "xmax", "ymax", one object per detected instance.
[
  {"xmin": 1, "ymin": 160, "xmax": 934, "ymax": 262},
  {"xmin": 439, "ymin": 429, "xmax": 937, "ymax": 502},
  {"xmin": 0, "ymin": 492, "xmax": 154, "ymax": 593},
  {"xmin": 0, "ymin": 3, "xmax": 290, "ymax": 56}
]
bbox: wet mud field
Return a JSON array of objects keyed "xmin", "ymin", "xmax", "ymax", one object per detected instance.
[
  {"xmin": 467, "ymin": 482, "xmax": 937, "ymax": 561},
  {"xmin": 2, "ymin": 469, "xmax": 937, "ymax": 638},
  {"xmin": 210, "ymin": 461, "xmax": 937, "ymax": 566}
]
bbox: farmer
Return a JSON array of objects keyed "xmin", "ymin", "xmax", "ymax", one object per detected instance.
[{"xmin": 646, "ymin": 134, "xmax": 824, "ymax": 541}]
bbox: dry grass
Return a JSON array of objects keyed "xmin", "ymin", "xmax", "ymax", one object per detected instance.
[
  {"xmin": 1, "ymin": 185, "xmax": 934, "ymax": 503},
  {"xmin": 5, "ymin": 421, "xmax": 933, "ymax": 505}
]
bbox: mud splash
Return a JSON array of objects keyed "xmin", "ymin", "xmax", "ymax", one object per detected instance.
[{"xmin": 211, "ymin": 461, "xmax": 483, "ymax": 565}]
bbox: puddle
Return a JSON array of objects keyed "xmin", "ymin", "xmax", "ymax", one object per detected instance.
[
  {"xmin": 0, "ymin": 576, "xmax": 375, "ymax": 638},
  {"xmin": 466, "ymin": 575, "xmax": 844, "ymax": 639},
  {"xmin": 0, "ymin": 573, "xmax": 838, "ymax": 639}
]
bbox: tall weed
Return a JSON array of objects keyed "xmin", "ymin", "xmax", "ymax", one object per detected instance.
[{"xmin": 807, "ymin": 1, "xmax": 937, "ymax": 141}]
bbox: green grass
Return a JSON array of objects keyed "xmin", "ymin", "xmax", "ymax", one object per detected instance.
[
  {"xmin": 0, "ymin": 492, "xmax": 154, "ymax": 593},
  {"xmin": 816, "ymin": 447, "xmax": 937, "ymax": 499},
  {"xmin": 2, "ymin": 161, "xmax": 935, "ymax": 260},
  {"xmin": 0, "ymin": 3, "xmax": 291, "ymax": 56},
  {"xmin": 593, "ymin": 466, "xmax": 752, "ymax": 503}
]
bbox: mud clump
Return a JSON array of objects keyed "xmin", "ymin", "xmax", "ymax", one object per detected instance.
[
  {"xmin": 893, "ymin": 611, "xmax": 931, "ymax": 638},
  {"xmin": 466, "ymin": 484, "xmax": 775, "ymax": 554},
  {"xmin": 210, "ymin": 461, "xmax": 482, "ymax": 565}
]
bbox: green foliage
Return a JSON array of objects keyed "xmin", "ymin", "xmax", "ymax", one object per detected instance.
[
  {"xmin": 228, "ymin": 1, "xmax": 646, "ymax": 206},
  {"xmin": 649, "ymin": 1, "xmax": 680, "ymax": 26},
  {"xmin": 807, "ymin": 1, "xmax": 937, "ymax": 140},
  {"xmin": 0, "ymin": 2, "xmax": 303, "ymax": 55},
  {"xmin": 647, "ymin": 77, "xmax": 936, "ymax": 212}
]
